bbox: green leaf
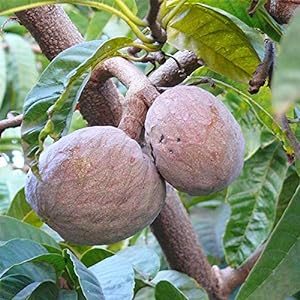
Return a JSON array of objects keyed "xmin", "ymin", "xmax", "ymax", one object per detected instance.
[
  {"xmin": 58, "ymin": 289, "xmax": 79, "ymax": 300},
  {"xmin": 0, "ymin": 216, "xmax": 59, "ymax": 249},
  {"xmin": 81, "ymin": 248, "xmax": 114, "ymax": 268},
  {"xmin": 0, "ymin": 274, "xmax": 32, "ymax": 299},
  {"xmin": 166, "ymin": 2, "xmax": 260, "ymax": 83},
  {"xmin": 117, "ymin": 246, "xmax": 160, "ymax": 280},
  {"xmin": 0, "ymin": 166, "xmax": 26, "ymax": 214},
  {"xmin": 13, "ymin": 281, "xmax": 58, "ymax": 300},
  {"xmin": 153, "ymin": 271, "xmax": 209, "ymax": 300},
  {"xmin": 223, "ymin": 142, "xmax": 289, "ymax": 266},
  {"xmin": 27, "ymin": 282, "xmax": 58, "ymax": 300},
  {"xmin": 0, "ymin": 43, "xmax": 6, "ymax": 109},
  {"xmin": 0, "ymin": 239, "xmax": 47, "ymax": 276},
  {"xmin": 3, "ymin": 260, "xmax": 56, "ymax": 284},
  {"xmin": 275, "ymin": 172, "xmax": 299, "ymax": 224},
  {"xmin": 0, "ymin": 127, "xmax": 22, "ymax": 153},
  {"xmin": 155, "ymin": 281, "xmax": 187, "ymax": 300},
  {"xmin": 4, "ymin": 33, "xmax": 38, "ymax": 112},
  {"xmin": 85, "ymin": 11, "xmax": 111, "ymax": 40},
  {"xmin": 224, "ymin": 92, "xmax": 263, "ymax": 160},
  {"xmin": 190, "ymin": 203, "xmax": 230, "ymax": 262},
  {"xmin": 236, "ymin": 186, "xmax": 300, "ymax": 300},
  {"xmin": 65, "ymin": 250, "xmax": 104, "ymax": 300},
  {"xmin": 272, "ymin": 9, "xmax": 300, "ymax": 114},
  {"xmin": 196, "ymin": 0, "xmax": 283, "ymax": 42},
  {"xmin": 21, "ymin": 37, "xmax": 133, "ymax": 171},
  {"xmin": 7, "ymin": 188, "xmax": 43, "ymax": 227},
  {"xmin": 89, "ymin": 255, "xmax": 135, "ymax": 300}
]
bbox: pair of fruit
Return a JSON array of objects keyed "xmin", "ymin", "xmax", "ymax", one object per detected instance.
[{"xmin": 25, "ymin": 85, "xmax": 245, "ymax": 245}]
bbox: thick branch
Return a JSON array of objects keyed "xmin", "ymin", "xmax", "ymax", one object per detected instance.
[
  {"xmin": 0, "ymin": 115, "xmax": 23, "ymax": 136},
  {"xmin": 16, "ymin": 5, "xmax": 123, "ymax": 127},
  {"xmin": 150, "ymin": 50, "xmax": 203, "ymax": 87},
  {"xmin": 151, "ymin": 185, "xmax": 223, "ymax": 300}
]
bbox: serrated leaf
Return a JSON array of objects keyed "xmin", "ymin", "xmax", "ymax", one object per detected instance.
[
  {"xmin": 166, "ymin": 2, "xmax": 260, "ymax": 83},
  {"xmin": 21, "ymin": 37, "xmax": 133, "ymax": 171},
  {"xmin": 4, "ymin": 33, "xmax": 38, "ymax": 112},
  {"xmin": 0, "ymin": 216, "xmax": 59, "ymax": 249},
  {"xmin": 224, "ymin": 142, "xmax": 289, "ymax": 266},
  {"xmin": 190, "ymin": 203, "xmax": 230, "ymax": 262},
  {"xmin": 236, "ymin": 186, "xmax": 300, "ymax": 300},
  {"xmin": 155, "ymin": 281, "xmax": 187, "ymax": 300},
  {"xmin": 0, "ymin": 44, "xmax": 6, "ymax": 109},
  {"xmin": 0, "ymin": 239, "xmax": 47, "ymax": 277},
  {"xmin": 81, "ymin": 248, "xmax": 114, "ymax": 267},
  {"xmin": 89, "ymin": 255, "xmax": 135, "ymax": 300},
  {"xmin": 272, "ymin": 9, "xmax": 300, "ymax": 114},
  {"xmin": 153, "ymin": 271, "xmax": 209, "ymax": 300},
  {"xmin": 117, "ymin": 246, "xmax": 160, "ymax": 280},
  {"xmin": 65, "ymin": 250, "xmax": 104, "ymax": 300},
  {"xmin": 7, "ymin": 188, "xmax": 43, "ymax": 227},
  {"xmin": 196, "ymin": 0, "xmax": 283, "ymax": 42}
]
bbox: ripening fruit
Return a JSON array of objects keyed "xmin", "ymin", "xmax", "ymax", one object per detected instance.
[
  {"xmin": 145, "ymin": 86, "xmax": 245, "ymax": 195},
  {"xmin": 25, "ymin": 126, "xmax": 166, "ymax": 245}
]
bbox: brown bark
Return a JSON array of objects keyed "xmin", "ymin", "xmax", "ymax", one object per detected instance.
[
  {"xmin": 16, "ymin": 5, "xmax": 123, "ymax": 126},
  {"xmin": 151, "ymin": 185, "xmax": 224, "ymax": 300},
  {"xmin": 265, "ymin": 0, "xmax": 300, "ymax": 24}
]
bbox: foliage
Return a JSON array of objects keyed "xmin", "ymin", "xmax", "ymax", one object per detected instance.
[{"xmin": 0, "ymin": 0, "xmax": 300, "ymax": 299}]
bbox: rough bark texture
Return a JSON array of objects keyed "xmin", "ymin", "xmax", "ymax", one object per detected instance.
[
  {"xmin": 16, "ymin": 5, "xmax": 122, "ymax": 126},
  {"xmin": 150, "ymin": 50, "xmax": 202, "ymax": 87},
  {"xmin": 265, "ymin": 0, "xmax": 300, "ymax": 24},
  {"xmin": 151, "ymin": 185, "xmax": 223, "ymax": 300}
]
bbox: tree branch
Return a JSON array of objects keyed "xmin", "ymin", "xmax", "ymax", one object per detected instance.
[
  {"xmin": 0, "ymin": 115, "xmax": 23, "ymax": 136},
  {"xmin": 151, "ymin": 184, "xmax": 224, "ymax": 300},
  {"xmin": 147, "ymin": 0, "xmax": 167, "ymax": 44},
  {"xmin": 16, "ymin": 5, "xmax": 123, "ymax": 127},
  {"xmin": 212, "ymin": 245, "xmax": 264, "ymax": 298}
]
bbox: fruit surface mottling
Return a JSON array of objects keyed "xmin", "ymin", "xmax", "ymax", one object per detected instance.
[
  {"xmin": 145, "ymin": 85, "xmax": 245, "ymax": 195},
  {"xmin": 25, "ymin": 126, "xmax": 165, "ymax": 245}
]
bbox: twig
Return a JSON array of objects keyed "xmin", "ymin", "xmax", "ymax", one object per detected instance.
[
  {"xmin": 0, "ymin": 115, "xmax": 23, "ymax": 136},
  {"xmin": 248, "ymin": 0, "xmax": 260, "ymax": 16},
  {"xmin": 147, "ymin": 0, "xmax": 167, "ymax": 44},
  {"xmin": 249, "ymin": 38, "xmax": 275, "ymax": 94}
]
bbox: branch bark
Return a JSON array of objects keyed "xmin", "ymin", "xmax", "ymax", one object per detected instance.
[
  {"xmin": 0, "ymin": 115, "xmax": 23, "ymax": 136},
  {"xmin": 16, "ymin": 5, "xmax": 123, "ymax": 127}
]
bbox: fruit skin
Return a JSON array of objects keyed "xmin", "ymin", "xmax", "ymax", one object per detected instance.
[
  {"xmin": 25, "ymin": 126, "xmax": 166, "ymax": 245},
  {"xmin": 145, "ymin": 86, "xmax": 245, "ymax": 196}
]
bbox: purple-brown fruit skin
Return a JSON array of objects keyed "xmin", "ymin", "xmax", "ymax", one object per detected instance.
[
  {"xmin": 145, "ymin": 86, "xmax": 245, "ymax": 196},
  {"xmin": 25, "ymin": 126, "xmax": 166, "ymax": 245}
]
